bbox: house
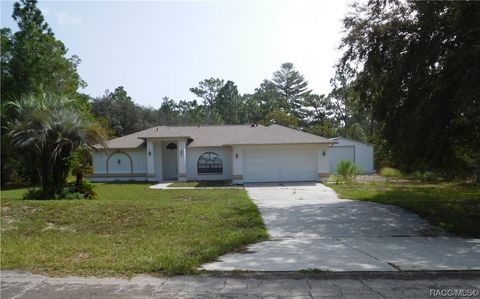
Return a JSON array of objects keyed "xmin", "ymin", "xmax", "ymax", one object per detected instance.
[
  {"xmin": 328, "ymin": 137, "xmax": 374, "ymax": 174},
  {"xmin": 89, "ymin": 124, "xmax": 336, "ymax": 184}
]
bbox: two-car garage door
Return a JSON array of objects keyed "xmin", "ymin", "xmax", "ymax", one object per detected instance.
[{"xmin": 243, "ymin": 149, "xmax": 318, "ymax": 182}]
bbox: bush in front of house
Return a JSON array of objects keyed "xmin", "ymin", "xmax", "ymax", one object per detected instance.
[
  {"xmin": 336, "ymin": 160, "xmax": 363, "ymax": 182},
  {"xmin": 411, "ymin": 171, "xmax": 438, "ymax": 182},
  {"xmin": 8, "ymin": 93, "xmax": 106, "ymax": 199},
  {"xmin": 23, "ymin": 180, "xmax": 97, "ymax": 200},
  {"xmin": 379, "ymin": 167, "xmax": 404, "ymax": 178}
]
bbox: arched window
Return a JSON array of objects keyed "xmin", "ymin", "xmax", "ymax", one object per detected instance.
[
  {"xmin": 197, "ymin": 152, "xmax": 223, "ymax": 174},
  {"xmin": 166, "ymin": 143, "xmax": 177, "ymax": 150}
]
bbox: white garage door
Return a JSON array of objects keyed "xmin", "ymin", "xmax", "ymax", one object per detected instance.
[
  {"xmin": 243, "ymin": 149, "xmax": 318, "ymax": 182},
  {"xmin": 329, "ymin": 146, "xmax": 355, "ymax": 173}
]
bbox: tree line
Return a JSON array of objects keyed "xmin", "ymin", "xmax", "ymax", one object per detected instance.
[
  {"xmin": 91, "ymin": 64, "xmax": 359, "ymax": 141},
  {"xmin": 1, "ymin": 0, "xmax": 479, "ymax": 192}
]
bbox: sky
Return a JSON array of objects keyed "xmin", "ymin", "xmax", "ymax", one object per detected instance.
[{"xmin": 1, "ymin": 0, "xmax": 351, "ymax": 108}]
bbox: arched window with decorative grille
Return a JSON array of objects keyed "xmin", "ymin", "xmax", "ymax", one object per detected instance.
[{"xmin": 197, "ymin": 152, "xmax": 223, "ymax": 174}]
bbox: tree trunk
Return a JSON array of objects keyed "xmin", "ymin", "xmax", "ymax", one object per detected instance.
[
  {"xmin": 40, "ymin": 153, "xmax": 55, "ymax": 198},
  {"xmin": 75, "ymin": 171, "xmax": 84, "ymax": 191}
]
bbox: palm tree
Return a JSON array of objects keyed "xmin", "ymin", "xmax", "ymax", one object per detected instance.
[{"xmin": 8, "ymin": 92, "xmax": 106, "ymax": 198}]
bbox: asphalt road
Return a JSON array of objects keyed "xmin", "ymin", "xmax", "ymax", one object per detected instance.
[{"xmin": 2, "ymin": 270, "xmax": 480, "ymax": 298}]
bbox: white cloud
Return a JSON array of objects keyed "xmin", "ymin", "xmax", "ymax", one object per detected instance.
[{"xmin": 39, "ymin": 5, "xmax": 83, "ymax": 26}]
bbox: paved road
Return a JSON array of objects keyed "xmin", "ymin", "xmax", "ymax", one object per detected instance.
[
  {"xmin": 2, "ymin": 270, "xmax": 480, "ymax": 299},
  {"xmin": 202, "ymin": 182, "xmax": 480, "ymax": 271}
]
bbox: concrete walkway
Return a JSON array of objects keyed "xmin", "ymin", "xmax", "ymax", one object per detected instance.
[
  {"xmin": 2, "ymin": 270, "xmax": 479, "ymax": 299},
  {"xmin": 202, "ymin": 182, "xmax": 480, "ymax": 272},
  {"xmin": 149, "ymin": 182, "xmax": 243, "ymax": 190}
]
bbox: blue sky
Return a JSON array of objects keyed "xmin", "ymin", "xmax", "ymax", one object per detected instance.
[{"xmin": 1, "ymin": 0, "xmax": 350, "ymax": 108}]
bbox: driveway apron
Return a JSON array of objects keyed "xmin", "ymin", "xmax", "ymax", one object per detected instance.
[{"xmin": 202, "ymin": 182, "xmax": 480, "ymax": 271}]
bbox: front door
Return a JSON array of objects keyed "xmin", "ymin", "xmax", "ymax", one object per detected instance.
[{"xmin": 164, "ymin": 142, "xmax": 178, "ymax": 179}]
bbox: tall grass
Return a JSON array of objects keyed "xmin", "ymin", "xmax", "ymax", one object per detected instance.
[
  {"xmin": 379, "ymin": 167, "xmax": 403, "ymax": 178},
  {"xmin": 336, "ymin": 160, "xmax": 363, "ymax": 182}
]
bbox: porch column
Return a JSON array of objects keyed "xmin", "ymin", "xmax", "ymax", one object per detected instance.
[
  {"xmin": 232, "ymin": 147, "xmax": 244, "ymax": 184},
  {"xmin": 317, "ymin": 145, "xmax": 330, "ymax": 182},
  {"xmin": 177, "ymin": 140, "xmax": 187, "ymax": 181},
  {"xmin": 146, "ymin": 139, "xmax": 156, "ymax": 181}
]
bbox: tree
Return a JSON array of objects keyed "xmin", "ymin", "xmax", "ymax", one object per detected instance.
[
  {"xmin": 8, "ymin": 93, "xmax": 106, "ymax": 198},
  {"xmin": 157, "ymin": 97, "xmax": 180, "ymax": 125},
  {"xmin": 338, "ymin": 0, "xmax": 480, "ymax": 177},
  {"xmin": 329, "ymin": 68, "xmax": 356, "ymax": 138},
  {"xmin": 251, "ymin": 80, "xmax": 287, "ymax": 117},
  {"xmin": 190, "ymin": 78, "xmax": 225, "ymax": 122},
  {"xmin": 70, "ymin": 146, "xmax": 94, "ymax": 190},
  {"xmin": 91, "ymin": 87, "xmax": 140, "ymax": 136},
  {"xmin": 302, "ymin": 93, "xmax": 333, "ymax": 125},
  {"xmin": 306, "ymin": 121, "xmax": 337, "ymax": 138},
  {"xmin": 272, "ymin": 63, "xmax": 310, "ymax": 115},
  {"xmin": 261, "ymin": 110, "xmax": 300, "ymax": 129},
  {"xmin": 0, "ymin": 28, "xmax": 13, "ymax": 98},
  {"xmin": 214, "ymin": 81, "xmax": 244, "ymax": 124},
  {"xmin": 1, "ymin": 0, "xmax": 85, "ymax": 185},
  {"xmin": 176, "ymin": 100, "xmax": 206, "ymax": 125},
  {"xmin": 5, "ymin": 0, "xmax": 84, "ymax": 100}
]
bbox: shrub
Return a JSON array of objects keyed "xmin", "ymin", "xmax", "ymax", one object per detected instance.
[
  {"xmin": 79, "ymin": 180, "xmax": 98, "ymax": 199},
  {"xmin": 23, "ymin": 188, "xmax": 48, "ymax": 200},
  {"xmin": 411, "ymin": 171, "xmax": 438, "ymax": 182},
  {"xmin": 26, "ymin": 180, "xmax": 98, "ymax": 200},
  {"xmin": 379, "ymin": 167, "xmax": 403, "ymax": 178},
  {"xmin": 58, "ymin": 180, "xmax": 98, "ymax": 199},
  {"xmin": 336, "ymin": 160, "xmax": 363, "ymax": 181},
  {"xmin": 59, "ymin": 187, "xmax": 84, "ymax": 199}
]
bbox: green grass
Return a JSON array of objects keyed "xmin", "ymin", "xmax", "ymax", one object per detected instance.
[
  {"xmin": 379, "ymin": 167, "xmax": 404, "ymax": 178},
  {"xmin": 0, "ymin": 183, "xmax": 267, "ymax": 276},
  {"xmin": 168, "ymin": 180, "xmax": 233, "ymax": 187},
  {"xmin": 329, "ymin": 181, "xmax": 480, "ymax": 237}
]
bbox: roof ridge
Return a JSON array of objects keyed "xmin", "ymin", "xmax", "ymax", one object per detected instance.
[
  {"xmin": 269, "ymin": 124, "xmax": 328, "ymax": 140},
  {"xmin": 163, "ymin": 125, "xmax": 188, "ymax": 136},
  {"xmin": 108, "ymin": 126, "xmax": 158, "ymax": 140},
  {"xmin": 162, "ymin": 124, "xmax": 263, "ymax": 128},
  {"xmin": 220, "ymin": 125, "xmax": 268, "ymax": 145}
]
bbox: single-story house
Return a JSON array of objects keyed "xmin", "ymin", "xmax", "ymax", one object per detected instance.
[
  {"xmin": 328, "ymin": 137, "xmax": 374, "ymax": 174},
  {"xmin": 89, "ymin": 124, "xmax": 336, "ymax": 184}
]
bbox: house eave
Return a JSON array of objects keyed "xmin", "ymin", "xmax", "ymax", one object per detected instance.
[
  {"xmin": 138, "ymin": 136, "xmax": 191, "ymax": 140},
  {"xmin": 222, "ymin": 141, "xmax": 337, "ymax": 146}
]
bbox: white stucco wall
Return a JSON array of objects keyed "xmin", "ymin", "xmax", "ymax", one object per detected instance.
[
  {"xmin": 330, "ymin": 138, "xmax": 374, "ymax": 173},
  {"xmin": 91, "ymin": 148, "xmax": 147, "ymax": 181},
  {"xmin": 231, "ymin": 144, "xmax": 331, "ymax": 184},
  {"xmin": 186, "ymin": 147, "xmax": 233, "ymax": 181},
  {"xmin": 90, "ymin": 142, "xmax": 335, "ymax": 183},
  {"xmin": 92, "ymin": 151, "xmax": 109, "ymax": 174}
]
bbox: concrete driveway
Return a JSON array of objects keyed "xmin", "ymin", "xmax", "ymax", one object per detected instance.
[{"xmin": 202, "ymin": 182, "xmax": 480, "ymax": 272}]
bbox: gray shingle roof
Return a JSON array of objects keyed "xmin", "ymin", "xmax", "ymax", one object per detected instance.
[
  {"xmin": 97, "ymin": 124, "xmax": 335, "ymax": 149},
  {"xmin": 329, "ymin": 136, "xmax": 374, "ymax": 147},
  {"xmin": 222, "ymin": 124, "xmax": 334, "ymax": 145}
]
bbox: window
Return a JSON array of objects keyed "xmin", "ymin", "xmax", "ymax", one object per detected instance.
[
  {"xmin": 197, "ymin": 152, "xmax": 223, "ymax": 174},
  {"xmin": 166, "ymin": 143, "xmax": 177, "ymax": 150}
]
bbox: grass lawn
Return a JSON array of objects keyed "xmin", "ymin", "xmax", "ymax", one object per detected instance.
[
  {"xmin": 0, "ymin": 183, "xmax": 267, "ymax": 276},
  {"xmin": 168, "ymin": 180, "xmax": 233, "ymax": 187},
  {"xmin": 328, "ymin": 181, "xmax": 480, "ymax": 238}
]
